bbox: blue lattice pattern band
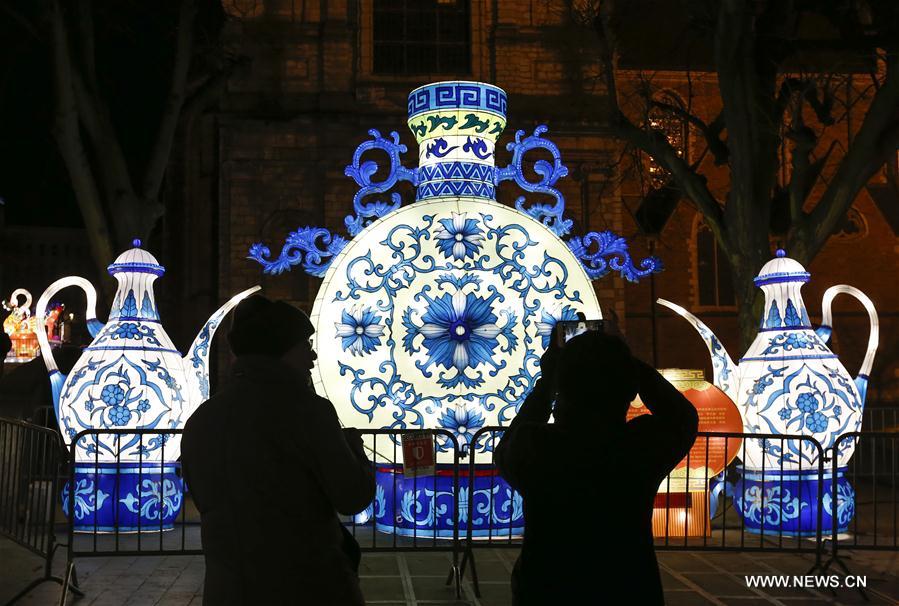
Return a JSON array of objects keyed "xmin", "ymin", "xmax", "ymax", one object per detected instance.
[
  {"xmin": 419, "ymin": 162, "xmax": 495, "ymax": 183},
  {"xmin": 408, "ymin": 81, "xmax": 507, "ymax": 120},
  {"xmin": 417, "ymin": 180, "xmax": 496, "ymax": 200}
]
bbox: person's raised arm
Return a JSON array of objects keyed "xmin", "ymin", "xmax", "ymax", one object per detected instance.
[
  {"xmin": 303, "ymin": 395, "xmax": 376, "ymax": 515},
  {"xmin": 495, "ymin": 346, "xmax": 557, "ymax": 491},
  {"xmin": 632, "ymin": 358, "xmax": 699, "ymax": 465}
]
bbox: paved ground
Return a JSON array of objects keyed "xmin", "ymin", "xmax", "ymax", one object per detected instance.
[{"xmin": 2, "ymin": 535, "xmax": 897, "ymax": 605}]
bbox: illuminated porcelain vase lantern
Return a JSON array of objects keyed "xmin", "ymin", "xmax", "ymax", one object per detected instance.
[
  {"xmin": 249, "ymin": 81, "xmax": 661, "ymax": 537},
  {"xmin": 658, "ymin": 250, "xmax": 879, "ymax": 535},
  {"xmin": 35, "ymin": 241, "xmax": 259, "ymax": 532}
]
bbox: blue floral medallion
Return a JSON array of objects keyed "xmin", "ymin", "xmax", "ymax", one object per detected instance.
[{"xmin": 335, "ymin": 306, "xmax": 385, "ymax": 356}]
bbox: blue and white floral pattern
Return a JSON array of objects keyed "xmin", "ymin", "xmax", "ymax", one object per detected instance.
[
  {"xmin": 823, "ymin": 479, "xmax": 855, "ymax": 529},
  {"xmin": 760, "ymin": 332, "xmax": 830, "ymax": 356},
  {"xmin": 61, "ymin": 479, "xmax": 109, "ymax": 520},
  {"xmin": 318, "ymin": 204, "xmax": 599, "ymax": 456},
  {"xmin": 438, "ymin": 405, "xmax": 485, "ymax": 456},
  {"xmin": 434, "ymin": 213, "xmax": 485, "ymax": 261},
  {"xmin": 737, "ymin": 484, "xmax": 806, "ymax": 528},
  {"xmin": 746, "ymin": 363, "xmax": 860, "ymax": 467},
  {"xmin": 403, "ymin": 280, "xmax": 517, "ymax": 389},
  {"xmin": 336, "ymin": 307, "xmax": 385, "ymax": 356},
  {"xmin": 59, "ymin": 355, "xmax": 181, "ymax": 460},
  {"xmin": 535, "ymin": 305, "xmax": 579, "ymax": 348},
  {"xmin": 119, "ymin": 478, "xmax": 184, "ymax": 521}
]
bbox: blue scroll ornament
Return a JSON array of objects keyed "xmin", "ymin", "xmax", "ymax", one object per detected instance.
[
  {"xmin": 567, "ymin": 231, "xmax": 663, "ymax": 282},
  {"xmin": 495, "ymin": 125, "xmax": 572, "ymax": 237},
  {"xmin": 247, "ymin": 227, "xmax": 347, "ymax": 277},
  {"xmin": 343, "ymin": 129, "xmax": 417, "ymax": 236}
]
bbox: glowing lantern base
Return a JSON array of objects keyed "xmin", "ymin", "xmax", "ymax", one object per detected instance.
[
  {"xmin": 355, "ymin": 465, "xmax": 522, "ymax": 539},
  {"xmin": 61, "ymin": 463, "xmax": 184, "ymax": 533},
  {"xmin": 734, "ymin": 467, "xmax": 853, "ymax": 537},
  {"xmin": 652, "ymin": 492, "xmax": 711, "ymax": 538}
]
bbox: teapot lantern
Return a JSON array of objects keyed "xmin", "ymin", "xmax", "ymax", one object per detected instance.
[
  {"xmin": 658, "ymin": 250, "xmax": 878, "ymax": 535},
  {"xmin": 35, "ymin": 241, "xmax": 259, "ymax": 531}
]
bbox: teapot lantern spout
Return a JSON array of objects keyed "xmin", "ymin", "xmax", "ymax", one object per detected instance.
[
  {"xmin": 182, "ymin": 286, "xmax": 261, "ymax": 414},
  {"xmin": 656, "ymin": 298, "xmax": 739, "ymax": 404}
]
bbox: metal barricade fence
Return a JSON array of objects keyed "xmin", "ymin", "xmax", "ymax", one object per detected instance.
[
  {"xmin": 0, "ymin": 417, "xmax": 78, "ymax": 605},
  {"xmin": 342, "ymin": 429, "xmax": 463, "ymax": 595},
  {"xmin": 862, "ymin": 406, "xmax": 899, "ymax": 433},
  {"xmin": 34, "ymin": 425, "xmax": 897, "ymax": 604},
  {"xmin": 458, "ymin": 427, "xmax": 828, "ymax": 598},
  {"xmin": 827, "ymin": 433, "xmax": 898, "ymax": 557},
  {"xmin": 58, "ymin": 428, "xmax": 464, "ymax": 604}
]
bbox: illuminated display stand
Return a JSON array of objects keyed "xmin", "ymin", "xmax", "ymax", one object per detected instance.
[
  {"xmin": 251, "ymin": 81, "xmax": 662, "ymax": 537},
  {"xmin": 36, "ymin": 243, "xmax": 259, "ymax": 532},
  {"xmin": 659, "ymin": 251, "xmax": 879, "ymax": 535}
]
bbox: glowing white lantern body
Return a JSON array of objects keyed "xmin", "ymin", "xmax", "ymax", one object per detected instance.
[
  {"xmin": 311, "ymin": 197, "xmax": 599, "ymax": 460},
  {"xmin": 658, "ymin": 250, "xmax": 879, "ymax": 535},
  {"xmin": 249, "ymin": 81, "xmax": 661, "ymax": 536},
  {"xmin": 35, "ymin": 242, "xmax": 258, "ymax": 531}
]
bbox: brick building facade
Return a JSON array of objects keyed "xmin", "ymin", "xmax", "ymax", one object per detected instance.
[{"xmin": 162, "ymin": 0, "xmax": 899, "ymax": 400}]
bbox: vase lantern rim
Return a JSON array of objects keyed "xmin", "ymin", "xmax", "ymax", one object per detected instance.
[
  {"xmin": 754, "ymin": 250, "xmax": 809, "ymax": 288},
  {"xmin": 407, "ymin": 80, "xmax": 508, "ymax": 121},
  {"xmin": 107, "ymin": 244, "xmax": 165, "ymax": 277}
]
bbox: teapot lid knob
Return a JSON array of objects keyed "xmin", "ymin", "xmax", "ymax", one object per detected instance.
[
  {"xmin": 775, "ymin": 248, "xmax": 786, "ymax": 258},
  {"xmin": 133, "ymin": 238, "xmax": 142, "ymax": 248}
]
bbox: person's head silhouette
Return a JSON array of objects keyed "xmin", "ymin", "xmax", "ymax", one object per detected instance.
[
  {"xmin": 228, "ymin": 295, "xmax": 317, "ymax": 376},
  {"xmin": 552, "ymin": 331, "xmax": 637, "ymax": 427}
]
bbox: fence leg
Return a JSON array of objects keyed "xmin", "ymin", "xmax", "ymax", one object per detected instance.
[
  {"xmin": 450, "ymin": 547, "xmax": 469, "ymax": 585},
  {"xmin": 57, "ymin": 561, "xmax": 78, "ymax": 606},
  {"xmin": 467, "ymin": 548, "xmax": 481, "ymax": 598}
]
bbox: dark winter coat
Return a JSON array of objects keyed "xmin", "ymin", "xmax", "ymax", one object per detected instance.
[{"xmin": 182, "ymin": 355, "xmax": 375, "ymax": 605}]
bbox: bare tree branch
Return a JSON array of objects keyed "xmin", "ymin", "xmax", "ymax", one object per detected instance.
[
  {"xmin": 795, "ymin": 54, "xmax": 899, "ymax": 258},
  {"xmin": 76, "ymin": 0, "xmax": 99, "ymax": 94},
  {"xmin": 49, "ymin": 0, "xmax": 115, "ymax": 281},
  {"xmin": 594, "ymin": 4, "xmax": 729, "ymax": 252},
  {"xmin": 651, "ymin": 100, "xmax": 729, "ymax": 165},
  {"xmin": 142, "ymin": 0, "xmax": 197, "ymax": 202}
]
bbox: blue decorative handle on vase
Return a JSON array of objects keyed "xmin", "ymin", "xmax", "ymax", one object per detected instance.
[
  {"xmin": 248, "ymin": 227, "xmax": 348, "ymax": 277},
  {"xmin": 343, "ymin": 130, "xmax": 417, "ymax": 236},
  {"xmin": 495, "ymin": 125, "xmax": 571, "ymax": 237},
  {"xmin": 568, "ymin": 231, "xmax": 663, "ymax": 282}
]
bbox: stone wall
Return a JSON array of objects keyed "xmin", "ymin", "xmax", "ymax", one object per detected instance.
[{"xmin": 177, "ymin": 1, "xmax": 898, "ymax": 400}]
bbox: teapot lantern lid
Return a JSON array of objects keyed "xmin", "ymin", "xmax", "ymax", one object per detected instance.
[
  {"xmin": 106, "ymin": 238, "xmax": 166, "ymax": 277},
  {"xmin": 753, "ymin": 249, "xmax": 810, "ymax": 287}
]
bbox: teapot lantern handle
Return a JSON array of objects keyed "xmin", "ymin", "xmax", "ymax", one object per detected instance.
[
  {"xmin": 35, "ymin": 277, "xmax": 103, "ymax": 412},
  {"xmin": 820, "ymin": 285, "xmax": 879, "ymax": 382}
]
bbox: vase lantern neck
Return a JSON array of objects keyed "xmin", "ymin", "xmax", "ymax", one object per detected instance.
[
  {"xmin": 107, "ymin": 239, "xmax": 164, "ymax": 322},
  {"xmin": 407, "ymin": 81, "xmax": 507, "ymax": 202},
  {"xmin": 755, "ymin": 249, "xmax": 812, "ymax": 331}
]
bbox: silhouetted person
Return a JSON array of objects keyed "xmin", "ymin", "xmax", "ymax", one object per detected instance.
[
  {"xmin": 182, "ymin": 296, "xmax": 375, "ymax": 606},
  {"xmin": 496, "ymin": 332, "xmax": 698, "ymax": 605},
  {"xmin": 0, "ymin": 329, "xmax": 11, "ymax": 379}
]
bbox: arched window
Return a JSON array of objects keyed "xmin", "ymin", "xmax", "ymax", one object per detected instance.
[
  {"xmin": 645, "ymin": 91, "xmax": 688, "ymax": 189},
  {"xmin": 695, "ymin": 221, "xmax": 735, "ymax": 308}
]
